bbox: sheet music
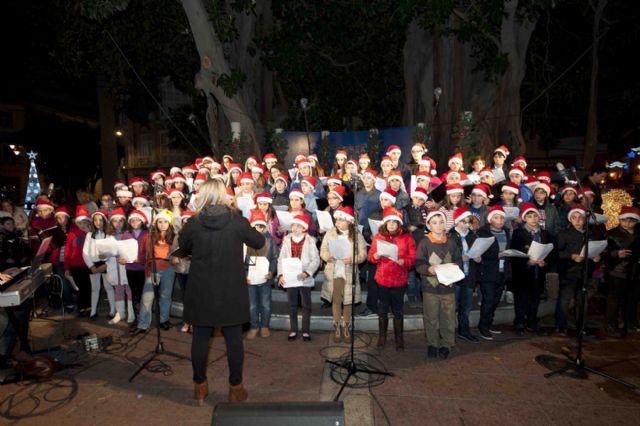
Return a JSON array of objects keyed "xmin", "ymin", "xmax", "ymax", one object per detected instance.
[
  {"xmin": 282, "ymin": 258, "xmax": 304, "ymax": 287},
  {"xmin": 433, "ymin": 263, "xmax": 466, "ymax": 286},
  {"xmin": 374, "ymin": 177, "xmax": 387, "ymax": 192},
  {"xmin": 466, "ymin": 237, "xmax": 495, "ymax": 258},
  {"xmin": 236, "ymin": 196, "xmax": 254, "ymax": 219},
  {"xmin": 499, "ymin": 249, "xmax": 529, "ymax": 258},
  {"xmin": 276, "ymin": 210, "xmax": 294, "ymax": 231},
  {"xmin": 377, "ymin": 240, "xmax": 398, "ymax": 261},
  {"xmin": 328, "ymin": 238, "xmax": 350, "ymax": 260},
  {"xmin": 368, "ymin": 218, "xmax": 382, "ymax": 236},
  {"xmin": 528, "ymin": 241, "xmax": 554, "ymax": 261},
  {"xmin": 579, "ymin": 240, "xmax": 608, "ymax": 259},
  {"xmin": 316, "ymin": 210, "xmax": 334, "ymax": 232},
  {"xmin": 95, "ymin": 238, "xmax": 139, "ymax": 262},
  {"xmin": 504, "ymin": 207, "xmax": 520, "ymax": 220},
  {"xmin": 247, "ymin": 256, "xmax": 270, "ymax": 285}
]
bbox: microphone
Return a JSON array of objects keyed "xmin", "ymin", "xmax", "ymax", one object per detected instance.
[
  {"xmin": 556, "ymin": 162, "xmax": 577, "ymax": 185},
  {"xmin": 47, "ymin": 183, "xmax": 55, "ymax": 198}
]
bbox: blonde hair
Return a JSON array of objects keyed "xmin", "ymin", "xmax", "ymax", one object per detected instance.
[{"xmin": 195, "ymin": 179, "xmax": 228, "ymax": 214}]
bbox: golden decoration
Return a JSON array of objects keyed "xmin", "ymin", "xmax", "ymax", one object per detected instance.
[{"xmin": 601, "ymin": 189, "xmax": 633, "ymax": 230}]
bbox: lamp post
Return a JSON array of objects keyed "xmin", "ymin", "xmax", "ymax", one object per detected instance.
[{"xmin": 300, "ymin": 98, "xmax": 312, "ymax": 155}]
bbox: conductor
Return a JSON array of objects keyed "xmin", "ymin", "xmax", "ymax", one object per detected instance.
[{"xmin": 178, "ymin": 179, "xmax": 265, "ymax": 405}]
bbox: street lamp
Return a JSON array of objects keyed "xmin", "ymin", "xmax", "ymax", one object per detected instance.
[{"xmin": 300, "ymin": 98, "xmax": 312, "ymax": 155}]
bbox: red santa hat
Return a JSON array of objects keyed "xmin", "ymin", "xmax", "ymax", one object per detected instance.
[
  {"xmin": 334, "ymin": 206, "xmax": 355, "ymax": 223},
  {"xmin": 346, "ymin": 158, "xmax": 357, "ymax": 168},
  {"xmin": 501, "ymin": 182, "xmax": 520, "ymax": 195},
  {"xmin": 223, "ymin": 154, "xmax": 234, "ymax": 162},
  {"xmin": 508, "ymin": 166, "xmax": 527, "ymax": 180},
  {"xmin": 441, "ymin": 170, "xmax": 468, "ymax": 182},
  {"xmin": 274, "ymin": 173, "xmax": 289, "ymax": 184},
  {"xmin": 250, "ymin": 209, "xmax": 267, "ymax": 227},
  {"xmin": 534, "ymin": 182, "xmax": 552, "ymax": 197},
  {"xmin": 168, "ymin": 188, "xmax": 184, "ymax": 199},
  {"xmin": 426, "ymin": 209, "xmax": 445, "ymax": 224},
  {"xmin": 416, "ymin": 171, "xmax": 432, "ymax": 182},
  {"xmin": 113, "ymin": 181, "xmax": 126, "ymax": 190},
  {"xmin": 560, "ymin": 186, "xmax": 578, "ymax": 196},
  {"xmin": 116, "ymin": 188, "xmax": 133, "ymax": 198},
  {"xmin": 511, "ymin": 156, "xmax": 528, "ymax": 169},
  {"xmin": 471, "ymin": 184, "xmax": 493, "ymax": 199},
  {"xmin": 446, "ymin": 183, "xmax": 464, "ymax": 195},
  {"xmin": 411, "ymin": 187, "xmax": 428, "ymax": 201},
  {"xmin": 251, "ymin": 164, "xmax": 265, "ymax": 175},
  {"xmin": 239, "ymin": 172, "xmax": 254, "ymax": 185},
  {"xmin": 519, "ymin": 202, "xmax": 539, "ymax": 220},
  {"xmin": 289, "ymin": 188, "xmax": 304, "ymax": 200},
  {"xmin": 202, "ymin": 155, "xmax": 214, "ymax": 164},
  {"xmin": 412, "ymin": 142, "xmax": 426, "ymax": 151},
  {"xmin": 194, "ymin": 172, "xmax": 208, "ymax": 184},
  {"xmin": 263, "ymin": 153, "xmax": 277, "ymax": 163},
  {"xmin": 567, "ymin": 204, "xmax": 586, "ymax": 220},
  {"xmin": 291, "ymin": 214, "xmax": 310, "ymax": 230},
  {"xmin": 228, "ymin": 163, "xmax": 242, "ymax": 174},
  {"xmin": 386, "ymin": 171, "xmax": 403, "ymax": 183},
  {"xmin": 307, "ymin": 153, "xmax": 318, "ymax": 163},
  {"xmin": 359, "ymin": 153, "xmax": 371, "ymax": 163},
  {"xmin": 448, "ymin": 152, "xmax": 464, "ymax": 168},
  {"xmin": 171, "ymin": 173, "xmax": 187, "ymax": 184},
  {"xmin": 380, "ymin": 188, "xmax": 398, "ymax": 204},
  {"xmin": 128, "ymin": 209, "xmax": 149, "ymax": 225},
  {"xmin": 132, "ymin": 194, "xmax": 151, "ymax": 205},
  {"xmin": 149, "ymin": 169, "xmax": 166, "ymax": 181},
  {"xmin": 537, "ymin": 170, "xmax": 551, "ymax": 183},
  {"xmin": 329, "ymin": 185, "xmax": 346, "ymax": 201},
  {"xmin": 380, "ymin": 156, "xmax": 393, "ymax": 166},
  {"xmin": 92, "ymin": 209, "xmax": 109, "ymax": 221},
  {"xmin": 382, "ymin": 207, "xmax": 403, "ymax": 225},
  {"xmin": 301, "ymin": 176, "xmax": 317, "ymax": 190},
  {"xmin": 385, "ymin": 145, "xmax": 401, "ymax": 156},
  {"xmin": 164, "ymin": 175, "xmax": 174, "ymax": 185},
  {"xmin": 255, "ymin": 192, "xmax": 273, "ymax": 204},
  {"xmin": 170, "ymin": 166, "xmax": 182, "ymax": 176},
  {"xmin": 54, "ymin": 205, "xmax": 71, "ymax": 218},
  {"xmin": 363, "ymin": 169, "xmax": 378, "ymax": 180},
  {"xmin": 181, "ymin": 210, "xmax": 196, "ymax": 220},
  {"xmin": 619, "ymin": 206, "xmax": 640, "ymax": 222},
  {"xmin": 479, "ymin": 167, "xmax": 495, "ymax": 179},
  {"xmin": 182, "ymin": 164, "xmax": 197, "ymax": 175},
  {"xmin": 74, "ymin": 206, "xmax": 91, "ymax": 223},
  {"xmin": 494, "ymin": 145, "xmax": 510, "ymax": 157},
  {"xmin": 296, "ymin": 157, "xmax": 311, "ymax": 169},
  {"xmin": 487, "ymin": 205, "xmax": 506, "ymax": 222},
  {"xmin": 129, "ymin": 177, "xmax": 145, "ymax": 187},
  {"xmin": 327, "ymin": 175, "xmax": 342, "ymax": 186},
  {"xmin": 419, "ymin": 155, "xmax": 437, "ymax": 175},
  {"xmin": 453, "ymin": 207, "xmax": 472, "ymax": 225},
  {"xmin": 580, "ymin": 188, "xmax": 595, "ymax": 198},
  {"xmin": 110, "ymin": 208, "xmax": 126, "ymax": 221},
  {"xmin": 335, "ymin": 150, "xmax": 348, "ymax": 160}
]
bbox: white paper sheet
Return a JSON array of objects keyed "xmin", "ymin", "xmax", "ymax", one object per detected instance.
[
  {"xmin": 377, "ymin": 240, "xmax": 398, "ymax": 262},
  {"xmin": 466, "ymin": 237, "xmax": 495, "ymax": 258},
  {"xmin": 499, "ymin": 249, "xmax": 529, "ymax": 258},
  {"xmin": 433, "ymin": 263, "xmax": 466, "ymax": 286},
  {"xmin": 328, "ymin": 238, "xmax": 351, "ymax": 260},
  {"xmin": 374, "ymin": 177, "xmax": 387, "ymax": 192},
  {"xmin": 316, "ymin": 210, "xmax": 334, "ymax": 232},
  {"xmin": 580, "ymin": 240, "xmax": 608, "ymax": 259},
  {"xmin": 357, "ymin": 224, "xmax": 364, "ymax": 234},
  {"xmin": 409, "ymin": 175, "xmax": 417, "ymax": 196},
  {"xmin": 247, "ymin": 256, "xmax": 270, "ymax": 285},
  {"xmin": 95, "ymin": 238, "xmax": 139, "ymax": 262},
  {"xmin": 282, "ymin": 258, "xmax": 304, "ymax": 287},
  {"xmin": 288, "ymin": 168, "xmax": 297, "ymax": 179},
  {"xmin": 504, "ymin": 206, "xmax": 520, "ymax": 220},
  {"xmin": 117, "ymin": 239, "xmax": 139, "ymax": 262},
  {"xmin": 273, "ymin": 205, "xmax": 289, "ymax": 212},
  {"xmin": 276, "ymin": 210, "xmax": 294, "ymax": 231},
  {"xmin": 589, "ymin": 213, "xmax": 609, "ymax": 225},
  {"xmin": 368, "ymin": 218, "xmax": 382, "ymax": 236},
  {"xmin": 528, "ymin": 241, "xmax": 554, "ymax": 261},
  {"xmin": 236, "ymin": 196, "xmax": 254, "ymax": 219}
]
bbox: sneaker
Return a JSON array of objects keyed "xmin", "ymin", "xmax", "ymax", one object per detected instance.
[
  {"xmin": 358, "ymin": 308, "xmax": 376, "ymax": 317},
  {"xmin": 245, "ymin": 329, "xmax": 258, "ymax": 340},
  {"xmin": 479, "ymin": 329, "xmax": 493, "ymax": 340},
  {"xmin": 160, "ymin": 321, "xmax": 172, "ymax": 330},
  {"xmin": 554, "ymin": 328, "xmax": 567, "ymax": 337},
  {"xmin": 259, "ymin": 327, "xmax": 270, "ymax": 338},
  {"xmin": 287, "ymin": 332, "xmax": 297, "ymax": 341},
  {"xmin": 457, "ymin": 331, "xmax": 479, "ymax": 343},
  {"xmin": 427, "ymin": 346, "xmax": 438, "ymax": 359},
  {"xmin": 438, "ymin": 347, "xmax": 450, "ymax": 359},
  {"xmin": 489, "ymin": 328, "xmax": 502, "ymax": 335},
  {"xmin": 302, "ymin": 333, "xmax": 311, "ymax": 342}
]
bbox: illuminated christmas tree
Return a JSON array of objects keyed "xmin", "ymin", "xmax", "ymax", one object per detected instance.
[{"xmin": 23, "ymin": 151, "xmax": 41, "ymax": 213}]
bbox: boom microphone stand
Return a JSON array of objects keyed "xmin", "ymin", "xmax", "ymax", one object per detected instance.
[
  {"xmin": 325, "ymin": 176, "xmax": 392, "ymax": 401},
  {"xmin": 537, "ymin": 168, "xmax": 637, "ymax": 390},
  {"xmin": 129, "ymin": 197, "xmax": 189, "ymax": 383}
]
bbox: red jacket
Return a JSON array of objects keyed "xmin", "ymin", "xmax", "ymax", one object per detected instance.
[
  {"xmin": 368, "ymin": 231, "xmax": 416, "ymax": 287},
  {"xmin": 64, "ymin": 225, "xmax": 88, "ymax": 271}
]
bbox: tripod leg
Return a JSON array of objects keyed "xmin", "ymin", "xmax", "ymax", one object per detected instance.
[{"xmin": 583, "ymin": 366, "xmax": 639, "ymax": 390}]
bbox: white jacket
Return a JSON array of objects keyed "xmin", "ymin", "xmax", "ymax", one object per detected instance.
[
  {"xmin": 82, "ymin": 231, "xmax": 105, "ymax": 269},
  {"xmin": 277, "ymin": 234, "xmax": 320, "ymax": 288},
  {"xmin": 104, "ymin": 236, "xmax": 128, "ymax": 286}
]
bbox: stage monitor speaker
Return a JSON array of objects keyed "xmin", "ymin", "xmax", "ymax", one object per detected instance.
[{"xmin": 212, "ymin": 401, "xmax": 345, "ymax": 426}]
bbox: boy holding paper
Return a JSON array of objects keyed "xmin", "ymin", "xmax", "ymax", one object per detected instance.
[
  {"xmin": 510, "ymin": 203, "xmax": 554, "ymax": 336},
  {"xmin": 415, "ymin": 210, "xmax": 463, "ymax": 359},
  {"xmin": 277, "ymin": 214, "xmax": 320, "ymax": 342},
  {"xmin": 555, "ymin": 205, "xmax": 601, "ymax": 335},
  {"xmin": 368, "ymin": 207, "xmax": 416, "ymax": 351}
]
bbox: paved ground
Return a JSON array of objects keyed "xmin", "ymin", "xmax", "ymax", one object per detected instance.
[{"xmin": 1, "ymin": 310, "xmax": 640, "ymax": 425}]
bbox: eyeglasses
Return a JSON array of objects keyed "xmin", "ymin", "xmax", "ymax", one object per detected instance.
[{"xmin": 411, "ymin": 149, "xmax": 424, "ymax": 154}]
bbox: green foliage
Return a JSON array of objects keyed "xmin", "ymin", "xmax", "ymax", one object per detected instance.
[
  {"xmin": 367, "ymin": 129, "xmax": 381, "ymax": 169},
  {"xmin": 266, "ymin": 130, "xmax": 289, "ymax": 165},
  {"xmin": 216, "ymin": 69, "xmax": 247, "ymax": 97},
  {"xmin": 452, "ymin": 111, "xmax": 480, "ymax": 162},
  {"xmin": 78, "ymin": 0, "xmax": 132, "ymax": 22},
  {"xmin": 317, "ymin": 133, "xmax": 333, "ymax": 172}
]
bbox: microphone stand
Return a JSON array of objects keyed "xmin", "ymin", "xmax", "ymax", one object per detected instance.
[
  {"xmin": 537, "ymin": 168, "xmax": 637, "ymax": 390},
  {"xmin": 325, "ymin": 176, "xmax": 392, "ymax": 401},
  {"xmin": 129, "ymin": 195, "xmax": 189, "ymax": 383}
]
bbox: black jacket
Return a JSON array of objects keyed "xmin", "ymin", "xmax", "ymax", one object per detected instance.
[
  {"xmin": 604, "ymin": 226, "xmax": 640, "ymax": 279},
  {"xmin": 477, "ymin": 224, "xmax": 512, "ymax": 283},
  {"xmin": 449, "ymin": 228, "xmax": 479, "ymax": 288},
  {"xmin": 510, "ymin": 227, "xmax": 555, "ymax": 285},
  {"xmin": 556, "ymin": 226, "xmax": 596, "ymax": 281},
  {"xmin": 179, "ymin": 205, "xmax": 265, "ymax": 327}
]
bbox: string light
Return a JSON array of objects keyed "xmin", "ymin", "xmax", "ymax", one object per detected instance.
[{"xmin": 23, "ymin": 151, "xmax": 41, "ymax": 213}]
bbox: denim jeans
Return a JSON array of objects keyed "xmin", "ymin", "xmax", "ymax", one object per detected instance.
[
  {"xmin": 138, "ymin": 268, "xmax": 175, "ymax": 330},
  {"xmin": 407, "ymin": 269, "xmax": 422, "ymax": 302},
  {"xmin": 248, "ymin": 283, "xmax": 272, "ymax": 329},
  {"xmin": 455, "ymin": 286, "xmax": 474, "ymax": 333}
]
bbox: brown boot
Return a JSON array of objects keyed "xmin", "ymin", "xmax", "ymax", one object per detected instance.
[
  {"xmin": 194, "ymin": 380, "xmax": 208, "ymax": 406},
  {"xmin": 333, "ymin": 321, "xmax": 342, "ymax": 343},
  {"xmin": 393, "ymin": 318, "xmax": 404, "ymax": 352},
  {"xmin": 342, "ymin": 321, "xmax": 352, "ymax": 344},
  {"xmin": 228, "ymin": 383, "xmax": 248, "ymax": 402},
  {"xmin": 377, "ymin": 317, "xmax": 388, "ymax": 349}
]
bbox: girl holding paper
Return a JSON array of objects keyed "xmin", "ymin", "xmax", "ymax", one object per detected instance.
[
  {"xmin": 82, "ymin": 210, "xmax": 116, "ymax": 320},
  {"xmin": 104, "ymin": 208, "xmax": 135, "ymax": 325},
  {"xmin": 320, "ymin": 207, "xmax": 367, "ymax": 343},
  {"xmin": 368, "ymin": 207, "xmax": 416, "ymax": 351},
  {"xmin": 415, "ymin": 210, "xmax": 463, "ymax": 359},
  {"xmin": 510, "ymin": 203, "xmax": 554, "ymax": 336},
  {"xmin": 277, "ymin": 214, "xmax": 320, "ymax": 342}
]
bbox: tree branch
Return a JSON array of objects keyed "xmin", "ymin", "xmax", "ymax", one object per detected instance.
[
  {"xmin": 451, "ymin": 7, "xmax": 501, "ymax": 48},
  {"xmin": 318, "ymin": 51, "xmax": 358, "ymax": 69}
]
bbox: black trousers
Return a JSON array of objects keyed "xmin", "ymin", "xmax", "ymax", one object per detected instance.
[
  {"xmin": 286, "ymin": 287, "xmax": 311, "ymax": 333},
  {"xmin": 606, "ymin": 275, "xmax": 638, "ymax": 330},
  {"xmin": 191, "ymin": 324, "xmax": 243, "ymax": 385},
  {"xmin": 377, "ymin": 285, "xmax": 406, "ymax": 320},
  {"xmin": 478, "ymin": 272, "xmax": 505, "ymax": 331},
  {"xmin": 70, "ymin": 266, "xmax": 91, "ymax": 311},
  {"xmin": 513, "ymin": 271, "xmax": 544, "ymax": 329},
  {"xmin": 362, "ymin": 262, "xmax": 379, "ymax": 311},
  {"xmin": 126, "ymin": 269, "xmax": 145, "ymax": 306}
]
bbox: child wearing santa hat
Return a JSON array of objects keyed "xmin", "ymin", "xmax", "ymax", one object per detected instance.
[
  {"xmin": 319, "ymin": 206, "xmax": 367, "ymax": 343},
  {"xmin": 492, "ymin": 146, "xmax": 510, "ymax": 184},
  {"xmin": 368, "ymin": 207, "xmax": 416, "ymax": 351},
  {"xmin": 82, "ymin": 210, "xmax": 116, "ymax": 320},
  {"xmin": 531, "ymin": 181, "xmax": 561, "ymax": 237},
  {"xmin": 64, "ymin": 207, "xmax": 93, "ymax": 316},
  {"xmin": 332, "ymin": 150, "xmax": 348, "ymax": 178},
  {"xmin": 277, "ymin": 214, "xmax": 320, "ymax": 342},
  {"xmin": 415, "ymin": 209, "xmax": 463, "ymax": 359},
  {"xmin": 121, "ymin": 209, "xmax": 149, "ymax": 318},
  {"xmin": 604, "ymin": 206, "xmax": 640, "ymax": 335},
  {"xmin": 404, "ymin": 187, "xmax": 429, "ymax": 308},
  {"xmin": 270, "ymin": 173, "xmax": 290, "ymax": 210},
  {"xmin": 468, "ymin": 184, "xmax": 491, "ymax": 227},
  {"xmin": 439, "ymin": 184, "xmax": 466, "ymax": 232}
]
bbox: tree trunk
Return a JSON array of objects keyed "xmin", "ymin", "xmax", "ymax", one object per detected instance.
[
  {"xmin": 403, "ymin": 1, "xmax": 538, "ymax": 166},
  {"xmin": 583, "ymin": 0, "xmax": 607, "ymax": 171},
  {"xmin": 181, "ymin": 0, "xmax": 260, "ymax": 156},
  {"xmin": 97, "ymin": 86, "xmax": 118, "ymax": 192}
]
